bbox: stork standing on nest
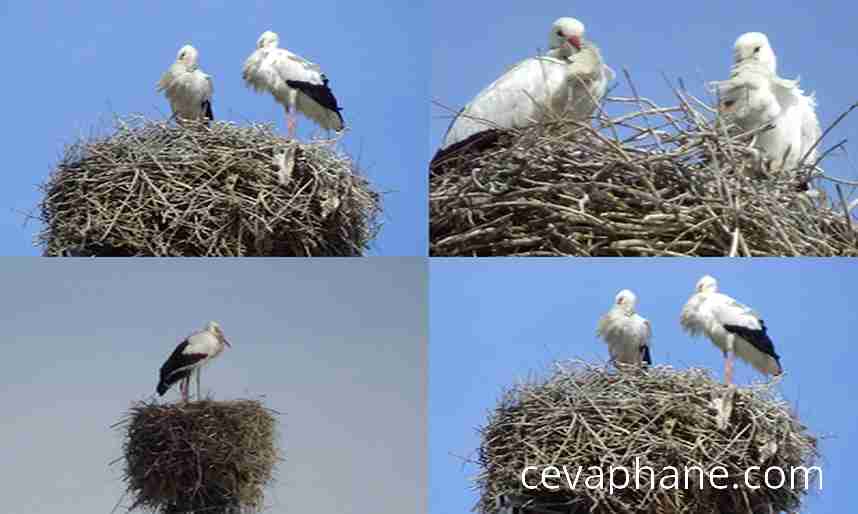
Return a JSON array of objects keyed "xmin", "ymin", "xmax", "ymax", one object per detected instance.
[
  {"xmin": 157, "ymin": 44, "xmax": 214, "ymax": 125},
  {"xmin": 680, "ymin": 275, "xmax": 782, "ymax": 385},
  {"xmin": 156, "ymin": 321, "xmax": 231, "ymax": 402},
  {"xmin": 242, "ymin": 30, "xmax": 345, "ymax": 139},
  {"xmin": 432, "ymin": 17, "xmax": 613, "ymax": 166},
  {"xmin": 597, "ymin": 289, "xmax": 652, "ymax": 367}
]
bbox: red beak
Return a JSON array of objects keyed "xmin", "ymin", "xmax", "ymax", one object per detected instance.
[{"xmin": 568, "ymin": 36, "xmax": 581, "ymax": 50}]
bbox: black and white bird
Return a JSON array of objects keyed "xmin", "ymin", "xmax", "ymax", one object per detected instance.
[
  {"xmin": 596, "ymin": 289, "xmax": 652, "ymax": 367},
  {"xmin": 242, "ymin": 30, "xmax": 344, "ymax": 138},
  {"xmin": 157, "ymin": 44, "xmax": 214, "ymax": 125},
  {"xmin": 680, "ymin": 275, "xmax": 782, "ymax": 385},
  {"xmin": 431, "ymin": 17, "xmax": 613, "ymax": 167},
  {"xmin": 156, "ymin": 321, "xmax": 231, "ymax": 402}
]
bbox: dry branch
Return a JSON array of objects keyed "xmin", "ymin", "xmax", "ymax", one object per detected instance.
[
  {"xmin": 117, "ymin": 398, "xmax": 280, "ymax": 514},
  {"xmin": 477, "ymin": 362, "xmax": 819, "ymax": 514},
  {"xmin": 39, "ymin": 116, "xmax": 381, "ymax": 256},
  {"xmin": 430, "ymin": 93, "xmax": 858, "ymax": 256}
]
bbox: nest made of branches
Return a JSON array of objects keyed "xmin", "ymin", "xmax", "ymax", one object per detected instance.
[
  {"xmin": 431, "ymin": 92, "xmax": 858, "ymax": 256},
  {"xmin": 478, "ymin": 362, "xmax": 819, "ymax": 514},
  {"xmin": 39, "ymin": 116, "xmax": 381, "ymax": 256},
  {"xmin": 118, "ymin": 399, "xmax": 280, "ymax": 514}
]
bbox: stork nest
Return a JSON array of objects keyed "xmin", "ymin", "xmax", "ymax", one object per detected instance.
[
  {"xmin": 477, "ymin": 362, "xmax": 819, "ymax": 514},
  {"xmin": 117, "ymin": 398, "xmax": 280, "ymax": 514},
  {"xmin": 39, "ymin": 116, "xmax": 381, "ymax": 256},
  {"xmin": 430, "ymin": 93, "xmax": 858, "ymax": 256}
]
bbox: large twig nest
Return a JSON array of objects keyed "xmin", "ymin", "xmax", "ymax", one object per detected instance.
[
  {"xmin": 117, "ymin": 399, "xmax": 280, "ymax": 514},
  {"xmin": 478, "ymin": 362, "xmax": 819, "ymax": 514},
  {"xmin": 430, "ymin": 94, "xmax": 858, "ymax": 256},
  {"xmin": 39, "ymin": 116, "xmax": 381, "ymax": 256}
]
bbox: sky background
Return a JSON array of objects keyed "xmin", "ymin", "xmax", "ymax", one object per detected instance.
[
  {"xmin": 0, "ymin": 258, "xmax": 426, "ymax": 514},
  {"xmin": 430, "ymin": 259, "xmax": 856, "ymax": 513},
  {"xmin": 431, "ymin": 1, "xmax": 858, "ymax": 200},
  {"xmin": 0, "ymin": 2, "xmax": 428, "ymax": 256}
]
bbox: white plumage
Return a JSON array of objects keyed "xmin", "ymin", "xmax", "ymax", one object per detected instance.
[
  {"xmin": 243, "ymin": 30, "xmax": 344, "ymax": 138},
  {"xmin": 680, "ymin": 275, "xmax": 782, "ymax": 385},
  {"xmin": 596, "ymin": 289, "xmax": 652, "ymax": 367},
  {"xmin": 156, "ymin": 321, "xmax": 231, "ymax": 402},
  {"xmin": 157, "ymin": 44, "xmax": 214, "ymax": 125},
  {"xmin": 710, "ymin": 32, "xmax": 821, "ymax": 172},
  {"xmin": 438, "ymin": 17, "xmax": 613, "ymax": 154}
]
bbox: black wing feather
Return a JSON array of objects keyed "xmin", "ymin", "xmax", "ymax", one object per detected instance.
[
  {"xmin": 156, "ymin": 340, "xmax": 207, "ymax": 396},
  {"xmin": 286, "ymin": 75, "xmax": 344, "ymax": 126},
  {"xmin": 723, "ymin": 319, "xmax": 781, "ymax": 362}
]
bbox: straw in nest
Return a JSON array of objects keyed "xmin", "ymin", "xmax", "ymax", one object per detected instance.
[
  {"xmin": 116, "ymin": 399, "xmax": 280, "ymax": 513},
  {"xmin": 430, "ymin": 89, "xmax": 858, "ymax": 256},
  {"xmin": 39, "ymin": 116, "xmax": 381, "ymax": 256},
  {"xmin": 477, "ymin": 362, "xmax": 819, "ymax": 514}
]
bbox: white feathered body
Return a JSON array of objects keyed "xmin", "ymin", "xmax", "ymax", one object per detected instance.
[
  {"xmin": 243, "ymin": 43, "xmax": 344, "ymax": 131},
  {"xmin": 680, "ymin": 289, "xmax": 782, "ymax": 376},
  {"xmin": 712, "ymin": 63, "xmax": 820, "ymax": 171},
  {"xmin": 597, "ymin": 290, "xmax": 651, "ymax": 366},
  {"xmin": 441, "ymin": 43, "xmax": 612, "ymax": 150},
  {"xmin": 157, "ymin": 58, "xmax": 213, "ymax": 123},
  {"xmin": 566, "ymin": 43, "xmax": 614, "ymax": 120}
]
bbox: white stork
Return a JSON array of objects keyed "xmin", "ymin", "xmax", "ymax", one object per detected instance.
[
  {"xmin": 710, "ymin": 32, "xmax": 821, "ymax": 172},
  {"xmin": 680, "ymin": 275, "xmax": 782, "ymax": 385},
  {"xmin": 242, "ymin": 30, "xmax": 344, "ymax": 138},
  {"xmin": 157, "ymin": 44, "xmax": 214, "ymax": 125},
  {"xmin": 432, "ymin": 17, "xmax": 613, "ymax": 165},
  {"xmin": 596, "ymin": 289, "xmax": 652, "ymax": 367},
  {"xmin": 156, "ymin": 321, "xmax": 231, "ymax": 402}
]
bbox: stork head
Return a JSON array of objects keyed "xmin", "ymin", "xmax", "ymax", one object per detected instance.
[
  {"xmin": 550, "ymin": 17, "xmax": 586, "ymax": 55},
  {"xmin": 614, "ymin": 289, "xmax": 638, "ymax": 311},
  {"xmin": 257, "ymin": 30, "xmax": 280, "ymax": 49},
  {"xmin": 695, "ymin": 275, "xmax": 718, "ymax": 293},
  {"xmin": 733, "ymin": 32, "xmax": 776, "ymax": 73},
  {"xmin": 176, "ymin": 45, "xmax": 199, "ymax": 66},
  {"xmin": 206, "ymin": 321, "xmax": 231, "ymax": 347}
]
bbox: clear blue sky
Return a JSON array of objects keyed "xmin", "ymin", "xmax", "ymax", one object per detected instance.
[
  {"xmin": 431, "ymin": 1, "xmax": 858, "ymax": 194},
  {"xmin": 0, "ymin": 2, "xmax": 428, "ymax": 256},
  {"xmin": 0, "ymin": 258, "xmax": 426, "ymax": 513},
  {"xmin": 430, "ymin": 259, "xmax": 857, "ymax": 513}
]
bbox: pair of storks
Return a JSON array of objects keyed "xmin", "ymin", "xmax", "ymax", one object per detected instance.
[
  {"xmin": 157, "ymin": 30, "xmax": 344, "ymax": 138},
  {"xmin": 597, "ymin": 275, "xmax": 782, "ymax": 384}
]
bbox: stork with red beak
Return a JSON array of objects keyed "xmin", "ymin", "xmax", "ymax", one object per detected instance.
[
  {"xmin": 432, "ymin": 17, "xmax": 613, "ymax": 166},
  {"xmin": 156, "ymin": 321, "xmax": 231, "ymax": 402}
]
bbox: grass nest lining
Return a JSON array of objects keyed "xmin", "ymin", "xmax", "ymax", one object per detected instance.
[
  {"xmin": 430, "ymin": 91, "xmax": 858, "ymax": 256},
  {"xmin": 118, "ymin": 399, "xmax": 280, "ymax": 513},
  {"xmin": 40, "ymin": 116, "xmax": 381, "ymax": 256},
  {"xmin": 478, "ymin": 362, "xmax": 819, "ymax": 514}
]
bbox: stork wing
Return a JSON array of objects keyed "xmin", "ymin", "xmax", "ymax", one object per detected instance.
[
  {"xmin": 710, "ymin": 293, "xmax": 762, "ymax": 331},
  {"xmin": 441, "ymin": 55, "xmax": 571, "ymax": 149},
  {"xmin": 799, "ymin": 93, "xmax": 822, "ymax": 162},
  {"xmin": 270, "ymin": 50, "xmax": 344, "ymax": 131}
]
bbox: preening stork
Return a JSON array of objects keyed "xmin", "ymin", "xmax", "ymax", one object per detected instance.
[
  {"xmin": 242, "ymin": 30, "xmax": 344, "ymax": 138},
  {"xmin": 710, "ymin": 32, "xmax": 821, "ymax": 172},
  {"xmin": 431, "ymin": 17, "xmax": 613, "ymax": 166},
  {"xmin": 680, "ymin": 275, "xmax": 782, "ymax": 385},
  {"xmin": 156, "ymin": 321, "xmax": 231, "ymax": 402},
  {"xmin": 596, "ymin": 289, "xmax": 652, "ymax": 367},
  {"xmin": 157, "ymin": 44, "xmax": 214, "ymax": 125}
]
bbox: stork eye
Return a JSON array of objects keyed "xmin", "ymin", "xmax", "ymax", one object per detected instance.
[
  {"xmin": 556, "ymin": 30, "xmax": 563, "ymax": 36},
  {"xmin": 753, "ymin": 46, "xmax": 761, "ymax": 53},
  {"xmin": 724, "ymin": 100, "xmax": 736, "ymax": 108}
]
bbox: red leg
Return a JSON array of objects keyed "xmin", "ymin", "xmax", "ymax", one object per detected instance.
[
  {"xmin": 287, "ymin": 113, "xmax": 297, "ymax": 139},
  {"xmin": 724, "ymin": 352, "xmax": 735, "ymax": 385}
]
